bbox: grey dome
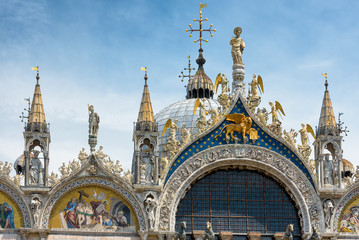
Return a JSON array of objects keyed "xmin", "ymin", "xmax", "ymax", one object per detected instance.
[{"xmin": 155, "ymin": 98, "xmax": 220, "ymax": 157}]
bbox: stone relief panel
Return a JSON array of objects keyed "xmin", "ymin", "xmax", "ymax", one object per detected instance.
[
  {"xmin": 157, "ymin": 145, "xmax": 323, "ymax": 236},
  {"xmin": 42, "ymin": 177, "xmax": 146, "ymax": 231}
]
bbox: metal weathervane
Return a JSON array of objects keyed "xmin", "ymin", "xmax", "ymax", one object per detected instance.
[
  {"xmin": 186, "ymin": 3, "xmax": 216, "ymax": 48},
  {"xmin": 179, "ymin": 56, "xmax": 195, "ymax": 88}
]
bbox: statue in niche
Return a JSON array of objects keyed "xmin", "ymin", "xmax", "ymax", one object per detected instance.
[
  {"xmin": 29, "ymin": 150, "xmax": 43, "ymax": 185},
  {"xmin": 88, "ymin": 105, "xmax": 100, "ymax": 136},
  {"xmin": 230, "ymin": 27, "xmax": 245, "ymax": 65},
  {"xmin": 145, "ymin": 197, "xmax": 157, "ymax": 231},
  {"xmin": 323, "ymin": 154, "xmax": 333, "ymax": 185},
  {"xmin": 323, "ymin": 199, "xmax": 334, "ymax": 230},
  {"xmin": 31, "ymin": 198, "xmax": 42, "ymax": 228},
  {"xmin": 141, "ymin": 145, "xmax": 154, "ymax": 183}
]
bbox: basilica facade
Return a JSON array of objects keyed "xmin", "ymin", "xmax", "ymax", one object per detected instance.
[{"xmin": 1, "ymin": 7, "xmax": 359, "ymax": 240}]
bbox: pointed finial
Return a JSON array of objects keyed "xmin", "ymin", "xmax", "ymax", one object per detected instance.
[
  {"xmin": 141, "ymin": 67, "xmax": 148, "ymax": 84},
  {"xmin": 322, "ymin": 73, "xmax": 328, "ymax": 90},
  {"xmin": 185, "ymin": 3, "xmax": 216, "ymax": 49},
  {"xmin": 32, "ymin": 66, "xmax": 40, "ymax": 85}
]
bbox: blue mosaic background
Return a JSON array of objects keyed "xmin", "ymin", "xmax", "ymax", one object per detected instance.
[{"xmin": 165, "ymin": 97, "xmax": 315, "ymax": 188}]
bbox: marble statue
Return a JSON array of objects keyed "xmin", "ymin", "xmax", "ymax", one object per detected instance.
[
  {"xmin": 12, "ymin": 174, "xmax": 22, "ymax": 187},
  {"xmin": 145, "ymin": 197, "xmax": 157, "ymax": 231},
  {"xmin": 88, "ymin": 105, "xmax": 100, "ymax": 136},
  {"xmin": 140, "ymin": 145, "xmax": 154, "ymax": 183},
  {"xmin": 230, "ymin": 27, "xmax": 245, "ymax": 65},
  {"xmin": 59, "ymin": 162, "xmax": 70, "ymax": 179},
  {"xmin": 255, "ymin": 108, "xmax": 268, "ymax": 125},
  {"xmin": 48, "ymin": 172, "xmax": 59, "ymax": 186},
  {"xmin": 180, "ymin": 125, "xmax": 192, "ymax": 145},
  {"xmin": 208, "ymin": 108, "xmax": 221, "ymax": 126},
  {"xmin": 323, "ymin": 154, "xmax": 333, "ymax": 185},
  {"xmin": 113, "ymin": 160, "xmax": 123, "ymax": 175},
  {"xmin": 283, "ymin": 129, "xmax": 298, "ymax": 148},
  {"xmin": 323, "ymin": 199, "xmax": 334, "ymax": 230},
  {"xmin": 160, "ymin": 156, "xmax": 169, "ymax": 179},
  {"xmin": 31, "ymin": 198, "xmax": 42, "ymax": 228},
  {"xmin": 69, "ymin": 159, "xmax": 80, "ymax": 174},
  {"xmin": 78, "ymin": 147, "xmax": 88, "ymax": 165},
  {"xmin": 0, "ymin": 161, "xmax": 12, "ymax": 178},
  {"xmin": 166, "ymin": 119, "xmax": 180, "ymax": 158},
  {"xmin": 95, "ymin": 146, "xmax": 107, "ymax": 160},
  {"xmin": 29, "ymin": 151, "xmax": 43, "ymax": 185},
  {"xmin": 123, "ymin": 170, "xmax": 133, "ymax": 185},
  {"xmin": 140, "ymin": 164, "xmax": 146, "ymax": 182}
]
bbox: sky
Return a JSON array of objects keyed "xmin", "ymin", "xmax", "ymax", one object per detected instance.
[{"xmin": 0, "ymin": 0, "xmax": 358, "ymax": 175}]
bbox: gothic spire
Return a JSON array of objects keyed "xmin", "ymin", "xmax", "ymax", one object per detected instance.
[
  {"xmin": 317, "ymin": 79, "xmax": 338, "ymax": 137},
  {"xmin": 137, "ymin": 71, "xmax": 155, "ymax": 123},
  {"xmin": 27, "ymin": 68, "xmax": 48, "ymax": 133}
]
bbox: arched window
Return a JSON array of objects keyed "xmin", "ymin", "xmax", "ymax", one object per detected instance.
[{"xmin": 176, "ymin": 169, "xmax": 301, "ymax": 239}]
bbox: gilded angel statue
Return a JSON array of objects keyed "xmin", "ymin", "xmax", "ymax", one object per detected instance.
[
  {"xmin": 248, "ymin": 74, "xmax": 264, "ymax": 98},
  {"xmin": 298, "ymin": 123, "xmax": 316, "ymax": 147},
  {"xmin": 269, "ymin": 101, "xmax": 285, "ymax": 124},
  {"xmin": 214, "ymin": 73, "xmax": 229, "ymax": 94}
]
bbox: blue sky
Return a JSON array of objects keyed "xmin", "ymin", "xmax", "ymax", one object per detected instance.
[{"xmin": 0, "ymin": 0, "xmax": 358, "ymax": 173}]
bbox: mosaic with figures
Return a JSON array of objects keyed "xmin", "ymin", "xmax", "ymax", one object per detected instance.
[
  {"xmin": 49, "ymin": 186, "xmax": 136, "ymax": 231},
  {"xmin": 339, "ymin": 195, "xmax": 359, "ymax": 233},
  {"xmin": 0, "ymin": 191, "xmax": 23, "ymax": 229}
]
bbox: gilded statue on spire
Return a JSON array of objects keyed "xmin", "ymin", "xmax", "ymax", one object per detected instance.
[{"xmin": 230, "ymin": 27, "xmax": 245, "ymax": 65}]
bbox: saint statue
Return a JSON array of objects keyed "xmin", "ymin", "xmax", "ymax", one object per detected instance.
[
  {"xmin": 230, "ymin": 27, "xmax": 245, "ymax": 65},
  {"xmin": 323, "ymin": 154, "xmax": 333, "ymax": 185},
  {"xmin": 145, "ymin": 197, "xmax": 157, "ymax": 231},
  {"xmin": 88, "ymin": 105, "xmax": 100, "ymax": 136},
  {"xmin": 141, "ymin": 145, "xmax": 154, "ymax": 183},
  {"xmin": 29, "ymin": 150, "xmax": 43, "ymax": 185}
]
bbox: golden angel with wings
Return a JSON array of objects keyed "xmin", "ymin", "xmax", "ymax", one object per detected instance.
[
  {"xmin": 299, "ymin": 123, "xmax": 316, "ymax": 147},
  {"xmin": 269, "ymin": 101, "xmax": 285, "ymax": 124},
  {"xmin": 248, "ymin": 74, "xmax": 264, "ymax": 98},
  {"xmin": 214, "ymin": 73, "xmax": 229, "ymax": 94}
]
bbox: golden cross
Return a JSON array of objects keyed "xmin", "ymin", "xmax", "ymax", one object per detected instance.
[
  {"xmin": 186, "ymin": 3, "xmax": 216, "ymax": 48},
  {"xmin": 179, "ymin": 56, "xmax": 195, "ymax": 87}
]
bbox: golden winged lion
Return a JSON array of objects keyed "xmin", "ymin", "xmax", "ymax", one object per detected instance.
[{"xmin": 215, "ymin": 113, "xmax": 258, "ymax": 143}]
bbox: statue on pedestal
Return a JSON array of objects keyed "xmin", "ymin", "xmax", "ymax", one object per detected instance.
[
  {"xmin": 230, "ymin": 27, "xmax": 245, "ymax": 65},
  {"xmin": 88, "ymin": 105, "xmax": 100, "ymax": 136}
]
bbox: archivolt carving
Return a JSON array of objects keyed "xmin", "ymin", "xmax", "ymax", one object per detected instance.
[
  {"xmin": 41, "ymin": 177, "xmax": 147, "ymax": 231},
  {"xmin": 157, "ymin": 145, "xmax": 323, "ymax": 235}
]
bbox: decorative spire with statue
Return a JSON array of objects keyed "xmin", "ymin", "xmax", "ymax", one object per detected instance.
[{"xmin": 231, "ymin": 27, "xmax": 246, "ymax": 96}]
